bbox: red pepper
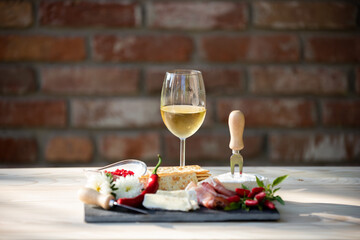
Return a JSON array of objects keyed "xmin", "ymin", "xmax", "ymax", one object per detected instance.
[
  {"xmin": 117, "ymin": 192, "xmax": 144, "ymax": 207},
  {"xmin": 248, "ymin": 187, "xmax": 265, "ymax": 198},
  {"xmin": 255, "ymin": 192, "xmax": 266, "ymax": 203},
  {"xmin": 235, "ymin": 188, "xmax": 250, "ymax": 198},
  {"xmin": 117, "ymin": 155, "xmax": 162, "ymax": 207},
  {"xmin": 245, "ymin": 199, "xmax": 258, "ymax": 207},
  {"xmin": 141, "ymin": 155, "xmax": 161, "ymax": 195},
  {"xmin": 227, "ymin": 195, "xmax": 240, "ymax": 203},
  {"xmin": 264, "ymin": 200, "xmax": 276, "ymax": 210}
]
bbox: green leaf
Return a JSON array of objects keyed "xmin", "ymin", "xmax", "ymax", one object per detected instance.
[
  {"xmin": 267, "ymin": 196, "xmax": 276, "ymax": 202},
  {"xmin": 256, "ymin": 176, "xmax": 265, "ymax": 188},
  {"xmin": 105, "ymin": 172, "xmax": 114, "ymax": 183},
  {"xmin": 224, "ymin": 202, "xmax": 241, "ymax": 211},
  {"xmin": 273, "ymin": 187, "xmax": 281, "ymax": 193},
  {"xmin": 272, "ymin": 175, "xmax": 288, "ymax": 187},
  {"xmin": 241, "ymin": 184, "xmax": 249, "ymax": 190},
  {"xmin": 241, "ymin": 202, "xmax": 247, "ymax": 210},
  {"xmin": 275, "ymin": 196, "xmax": 285, "ymax": 205}
]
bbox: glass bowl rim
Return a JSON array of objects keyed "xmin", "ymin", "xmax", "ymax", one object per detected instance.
[{"xmin": 83, "ymin": 159, "xmax": 147, "ymax": 176}]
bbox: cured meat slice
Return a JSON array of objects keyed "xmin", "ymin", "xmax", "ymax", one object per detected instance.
[
  {"xmin": 200, "ymin": 182, "xmax": 229, "ymax": 199},
  {"xmin": 207, "ymin": 177, "xmax": 237, "ymax": 197},
  {"xmin": 186, "ymin": 181, "xmax": 228, "ymax": 209}
]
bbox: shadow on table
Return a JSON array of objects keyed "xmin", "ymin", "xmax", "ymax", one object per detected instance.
[{"xmin": 278, "ymin": 201, "xmax": 360, "ymax": 224}]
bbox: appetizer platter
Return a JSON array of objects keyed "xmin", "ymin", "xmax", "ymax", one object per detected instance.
[
  {"xmin": 79, "ymin": 157, "xmax": 285, "ymax": 222},
  {"xmin": 79, "ymin": 109, "xmax": 287, "ymax": 223}
]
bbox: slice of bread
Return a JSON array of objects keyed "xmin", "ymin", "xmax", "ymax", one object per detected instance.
[
  {"xmin": 140, "ymin": 171, "xmax": 198, "ymax": 191},
  {"xmin": 147, "ymin": 165, "xmax": 211, "ymax": 182}
]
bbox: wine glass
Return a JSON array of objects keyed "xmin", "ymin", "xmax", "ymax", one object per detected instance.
[{"xmin": 160, "ymin": 70, "xmax": 206, "ymax": 166}]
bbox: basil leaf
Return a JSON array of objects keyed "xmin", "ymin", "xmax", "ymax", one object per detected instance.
[
  {"xmin": 256, "ymin": 176, "xmax": 265, "ymax": 188},
  {"xmin": 275, "ymin": 196, "xmax": 285, "ymax": 205},
  {"xmin": 224, "ymin": 202, "xmax": 241, "ymax": 211},
  {"xmin": 273, "ymin": 187, "xmax": 281, "ymax": 193},
  {"xmin": 272, "ymin": 175, "xmax": 288, "ymax": 187},
  {"xmin": 241, "ymin": 184, "xmax": 249, "ymax": 190}
]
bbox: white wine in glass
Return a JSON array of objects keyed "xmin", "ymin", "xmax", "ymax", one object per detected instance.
[{"xmin": 160, "ymin": 70, "xmax": 206, "ymax": 166}]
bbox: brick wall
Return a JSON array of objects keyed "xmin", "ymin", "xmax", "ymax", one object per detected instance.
[{"xmin": 0, "ymin": 0, "xmax": 359, "ymax": 167}]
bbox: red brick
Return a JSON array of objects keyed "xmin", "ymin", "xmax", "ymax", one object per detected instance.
[
  {"xmin": 304, "ymin": 36, "xmax": 360, "ymax": 63},
  {"xmin": 40, "ymin": 0, "xmax": 140, "ymax": 28},
  {"xmin": 322, "ymin": 100, "xmax": 360, "ymax": 127},
  {"xmin": 93, "ymin": 35, "xmax": 193, "ymax": 62},
  {"xmin": 0, "ymin": 100, "xmax": 66, "ymax": 127},
  {"xmin": 201, "ymin": 35, "xmax": 299, "ymax": 62},
  {"xmin": 148, "ymin": 1, "xmax": 247, "ymax": 30},
  {"xmin": 41, "ymin": 67, "xmax": 139, "ymax": 95},
  {"xmin": 144, "ymin": 68, "xmax": 166, "ymax": 94},
  {"xmin": 0, "ymin": 1, "xmax": 33, "ymax": 28},
  {"xmin": 270, "ymin": 133, "xmax": 360, "ymax": 163},
  {"xmin": 356, "ymin": 67, "xmax": 360, "ymax": 94},
  {"xmin": 0, "ymin": 35, "xmax": 86, "ymax": 62},
  {"xmin": 0, "ymin": 137, "xmax": 37, "ymax": 164},
  {"xmin": 71, "ymin": 99, "xmax": 162, "ymax": 128},
  {"xmin": 45, "ymin": 136, "xmax": 93, "ymax": 163},
  {"xmin": 253, "ymin": 1, "xmax": 357, "ymax": 30},
  {"xmin": 99, "ymin": 132, "xmax": 160, "ymax": 161},
  {"xmin": 164, "ymin": 133, "xmax": 263, "ymax": 165},
  {"xmin": 0, "ymin": 67, "xmax": 37, "ymax": 94},
  {"xmin": 249, "ymin": 66, "xmax": 347, "ymax": 95},
  {"xmin": 145, "ymin": 67, "xmax": 244, "ymax": 95},
  {"xmin": 217, "ymin": 98, "xmax": 316, "ymax": 128}
]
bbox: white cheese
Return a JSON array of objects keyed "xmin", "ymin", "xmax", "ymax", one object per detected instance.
[
  {"xmin": 143, "ymin": 190, "xmax": 199, "ymax": 211},
  {"xmin": 215, "ymin": 172, "xmax": 269, "ymax": 191},
  {"xmin": 155, "ymin": 190, "xmax": 199, "ymax": 210},
  {"xmin": 155, "ymin": 190, "xmax": 189, "ymax": 197}
]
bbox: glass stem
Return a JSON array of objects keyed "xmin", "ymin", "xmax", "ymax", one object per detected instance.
[{"xmin": 180, "ymin": 138, "xmax": 186, "ymax": 167}]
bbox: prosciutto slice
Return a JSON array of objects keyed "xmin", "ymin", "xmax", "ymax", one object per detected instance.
[
  {"xmin": 207, "ymin": 177, "xmax": 237, "ymax": 197},
  {"xmin": 200, "ymin": 182, "xmax": 229, "ymax": 199},
  {"xmin": 186, "ymin": 181, "xmax": 229, "ymax": 209}
]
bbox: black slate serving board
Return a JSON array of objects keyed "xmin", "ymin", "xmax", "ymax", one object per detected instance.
[{"xmin": 84, "ymin": 204, "xmax": 280, "ymax": 223}]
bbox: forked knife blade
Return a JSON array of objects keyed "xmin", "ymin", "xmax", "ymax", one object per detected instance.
[
  {"xmin": 228, "ymin": 110, "xmax": 245, "ymax": 177},
  {"xmin": 230, "ymin": 150, "xmax": 243, "ymax": 176},
  {"xmin": 111, "ymin": 200, "xmax": 148, "ymax": 214}
]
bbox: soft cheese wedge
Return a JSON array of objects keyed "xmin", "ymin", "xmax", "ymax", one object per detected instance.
[
  {"xmin": 143, "ymin": 190, "xmax": 199, "ymax": 211},
  {"xmin": 156, "ymin": 190, "xmax": 199, "ymax": 210},
  {"xmin": 215, "ymin": 172, "xmax": 268, "ymax": 191}
]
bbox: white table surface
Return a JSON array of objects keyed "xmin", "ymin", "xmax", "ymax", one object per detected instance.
[{"xmin": 0, "ymin": 166, "xmax": 359, "ymax": 240}]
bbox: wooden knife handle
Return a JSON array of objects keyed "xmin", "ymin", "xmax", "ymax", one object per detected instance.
[
  {"xmin": 78, "ymin": 187, "xmax": 114, "ymax": 210},
  {"xmin": 228, "ymin": 110, "xmax": 245, "ymax": 151}
]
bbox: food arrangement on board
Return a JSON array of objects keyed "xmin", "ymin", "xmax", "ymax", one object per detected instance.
[{"xmin": 78, "ymin": 109, "xmax": 288, "ymax": 222}]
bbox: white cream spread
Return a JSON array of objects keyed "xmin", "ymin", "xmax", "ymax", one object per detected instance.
[{"xmin": 215, "ymin": 172, "xmax": 269, "ymax": 191}]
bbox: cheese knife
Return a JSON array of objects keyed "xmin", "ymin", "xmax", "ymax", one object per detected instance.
[
  {"xmin": 228, "ymin": 110, "xmax": 245, "ymax": 177},
  {"xmin": 78, "ymin": 187, "xmax": 148, "ymax": 214}
]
